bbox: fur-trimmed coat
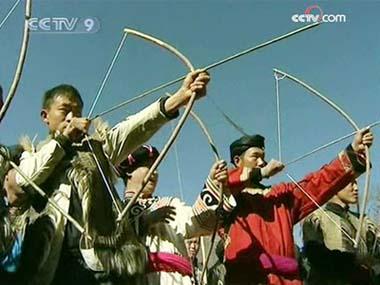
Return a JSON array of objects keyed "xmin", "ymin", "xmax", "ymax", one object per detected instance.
[{"xmin": 14, "ymin": 100, "xmax": 174, "ymax": 285}]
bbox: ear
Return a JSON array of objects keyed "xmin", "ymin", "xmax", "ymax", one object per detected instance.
[
  {"xmin": 40, "ymin": 109, "xmax": 49, "ymax": 125},
  {"xmin": 233, "ymin": 155, "xmax": 241, "ymax": 167}
]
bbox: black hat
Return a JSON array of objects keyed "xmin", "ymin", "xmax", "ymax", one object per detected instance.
[
  {"xmin": 116, "ymin": 145, "xmax": 159, "ymax": 178},
  {"xmin": 229, "ymin": 134, "xmax": 265, "ymax": 163}
]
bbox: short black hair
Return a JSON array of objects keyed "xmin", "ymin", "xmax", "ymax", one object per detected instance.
[{"xmin": 42, "ymin": 84, "xmax": 83, "ymax": 110}]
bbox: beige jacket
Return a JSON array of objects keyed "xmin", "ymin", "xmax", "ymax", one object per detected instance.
[{"xmin": 303, "ymin": 202, "xmax": 380, "ymax": 256}]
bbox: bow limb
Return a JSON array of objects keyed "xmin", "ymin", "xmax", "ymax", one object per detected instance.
[
  {"xmin": 0, "ymin": 0, "xmax": 32, "ymax": 123},
  {"xmin": 187, "ymin": 110, "xmax": 220, "ymax": 161},
  {"xmin": 185, "ymin": 109, "xmax": 222, "ymax": 285},
  {"xmin": 273, "ymin": 68, "xmax": 371, "ymax": 249},
  {"xmin": 120, "ymin": 28, "xmax": 221, "ymax": 159},
  {"xmin": 117, "ymin": 28, "xmax": 222, "ymax": 218},
  {"xmin": 123, "ymin": 28, "xmax": 195, "ymax": 71},
  {"xmin": 116, "ymin": 28, "xmax": 198, "ymax": 222},
  {"xmin": 113, "ymin": 29, "xmax": 223, "ymax": 283}
]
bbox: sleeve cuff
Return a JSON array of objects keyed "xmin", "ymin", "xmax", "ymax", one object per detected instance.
[
  {"xmin": 159, "ymin": 96, "xmax": 180, "ymax": 120},
  {"xmin": 228, "ymin": 167, "xmax": 262, "ymax": 195},
  {"xmin": 54, "ymin": 134, "xmax": 72, "ymax": 153},
  {"xmin": 345, "ymin": 144, "xmax": 367, "ymax": 174},
  {"xmin": 205, "ymin": 177, "xmax": 236, "ymax": 212}
]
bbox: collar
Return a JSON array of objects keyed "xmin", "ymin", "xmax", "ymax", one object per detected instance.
[
  {"xmin": 325, "ymin": 202, "xmax": 350, "ymax": 218},
  {"xmin": 242, "ymin": 187, "xmax": 272, "ymax": 196},
  {"xmin": 124, "ymin": 190, "xmax": 154, "ymax": 200}
]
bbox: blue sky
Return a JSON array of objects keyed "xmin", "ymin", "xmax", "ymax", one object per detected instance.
[{"xmin": 1, "ymin": 0, "xmax": 380, "ymax": 243}]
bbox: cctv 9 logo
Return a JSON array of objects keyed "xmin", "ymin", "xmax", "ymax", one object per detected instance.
[{"xmin": 29, "ymin": 17, "xmax": 100, "ymax": 34}]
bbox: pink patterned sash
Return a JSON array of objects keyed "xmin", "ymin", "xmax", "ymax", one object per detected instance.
[{"xmin": 148, "ymin": 252, "xmax": 193, "ymax": 276}]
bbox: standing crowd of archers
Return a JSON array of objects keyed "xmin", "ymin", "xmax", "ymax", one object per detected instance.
[{"xmin": 0, "ymin": 70, "xmax": 377, "ymax": 285}]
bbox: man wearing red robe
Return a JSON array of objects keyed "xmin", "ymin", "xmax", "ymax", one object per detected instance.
[{"xmin": 223, "ymin": 129, "xmax": 373, "ymax": 285}]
